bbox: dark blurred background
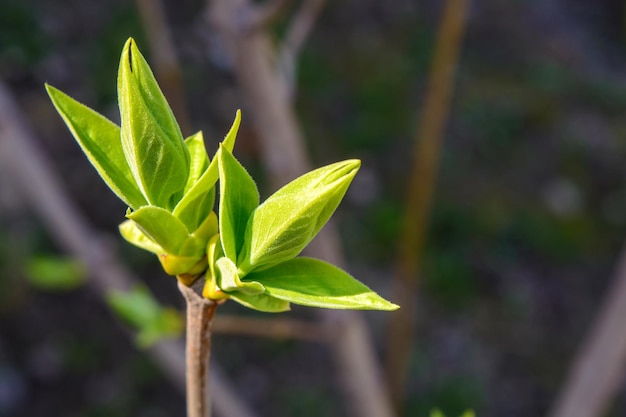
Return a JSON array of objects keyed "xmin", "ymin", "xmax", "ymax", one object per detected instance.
[{"xmin": 3, "ymin": 0, "xmax": 626, "ymax": 416}]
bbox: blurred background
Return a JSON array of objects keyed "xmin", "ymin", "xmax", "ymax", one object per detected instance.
[{"xmin": 2, "ymin": 0, "xmax": 626, "ymax": 416}]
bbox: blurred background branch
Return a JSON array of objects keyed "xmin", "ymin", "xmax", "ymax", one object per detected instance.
[{"xmin": 386, "ymin": 0, "xmax": 468, "ymax": 412}]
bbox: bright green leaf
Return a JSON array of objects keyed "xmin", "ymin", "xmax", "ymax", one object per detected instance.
[
  {"xmin": 218, "ymin": 146, "xmax": 259, "ymax": 261},
  {"xmin": 118, "ymin": 38, "xmax": 189, "ymax": 209},
  {"xmin": 245, "ymin": 257, "xmax": 399, "ymax": 310},
  {"xmin": 222, "ymin": 109, "xmax": 241, "ymax": 153},
  {"xmin": 238, "ymin": 160, "xmax": 360, "ymax": 273},
  {"xmin": 173, "ymin": 110, "xmax": 241, "ymax": 225},
  {"xmin": 45, "ymin": 84, "xmax": 147, "ymax": 209},
  {"xmin": 25, "ymin": 255, "xmax": 85, "ymax": 291},
  {"xmin": 215, "ymin": 257, "xmax": 264, "ymax": 295},
  {"xmin": 127, "ymin": 206, "xmax": 190, "ymax": 255},
  {"xmin": 183, "ymin": 131, "xmax": 209, "ymax": 193}
]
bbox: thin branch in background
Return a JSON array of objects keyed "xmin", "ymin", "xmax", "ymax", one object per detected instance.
[
  {"xmin": 240, "ymin": 0, "xmax": 292, "ymax": 32},
  {"xmin": 548, "ymin": 245, "xmax": 626, "ymax": 417},
  {"xmin": 385, "ymin": 0, "xmax": 468, "ymax": 412},
  {"xmin": 0, "ymin": 81, "xmax": 258, "ymax": 417},
  {"xmin": 135, "ymin": 0, "xmax": 193, "ymax": 135},
  {"xmin": 205, "ymin": 1, "xmax": 395, "ymax": 416},
  {"xmin": 213, "ymin": 315, "xmax": 332, "ymax": 342},
  {"xmin": 277, "ymin": 0, "xmax": 327, "ymax": 99}
]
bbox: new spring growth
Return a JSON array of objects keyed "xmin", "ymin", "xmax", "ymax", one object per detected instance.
[{"xmin": 46, "ymin": 37, "xmax": 399, "ymax": 312}]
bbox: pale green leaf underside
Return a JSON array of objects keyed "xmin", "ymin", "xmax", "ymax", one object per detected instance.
[
  {"xmin": 215, "ymin": 257, "xmax": 264, "ymax": 295},
  {"xmin": 245, "ymin": 257, "xmax": 399, "ymax": 311},
  {"xmin": 45, "ymin": 84, "xmax": 147, "ymax": 209},
  {"xmin": 218, "ymin": 146, "xmax": 259, "ymax": 261},
  {"xmin": 239, "ymin": 159, "xmax": 360, "ymax": 273},
  {"xmin": 119, "ymin": 219, "xmax": 165, "ymax": 254},
  {"xmin": 127, "ymin": 206, "xmax": 190, "ymax": 255},
  {"xmin": 228, "ymin": 291, "xmax": 290, "ymax": 313}
]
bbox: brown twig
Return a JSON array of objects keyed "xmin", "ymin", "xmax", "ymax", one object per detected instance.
[
  {"xmin": 385, "ymin": 0, "xmax": 468, "ymax": 412},
  {"xmin": 0, "ymin": 81, "xmax": 258, "ymax": 417},
  {"xmin": 205, "ymin": 2, "xmax": 394, "ymax": 416},
  {"xmin": 178, "ymin": 280, "xmax": 217, "ymax": 417}
]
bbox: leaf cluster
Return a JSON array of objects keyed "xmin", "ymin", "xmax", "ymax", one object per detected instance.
[{"xmin": 47, "ymin": 38, "xmax": 398, "ymax": 313}]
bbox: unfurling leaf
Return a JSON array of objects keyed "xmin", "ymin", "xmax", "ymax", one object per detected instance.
[
  {"xmin": 118, "ymin": 38, "xmax": 189, "ymax": 209},
  {"xmin": 245, "ymin": 257, "xmax": 399, "ymax": 310},
  {"xmin": 217, "ymin": 146, "xmax": 259, "ymax": 262},
  {"xmin": 237, "ymin": 160, "xmax": 360, "ymax": 274}
]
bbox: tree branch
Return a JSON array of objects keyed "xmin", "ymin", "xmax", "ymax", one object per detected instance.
[
  {"xmin": 385, "ymin": 0, "xmax": 468, "ymax": 412},
  {"xmin": 178, "ymin": 280, "xmax": 217, "ymax": 417},
  {"xmin": 277, "ymin": 0, "xmax": 327, "ymax": 99}
]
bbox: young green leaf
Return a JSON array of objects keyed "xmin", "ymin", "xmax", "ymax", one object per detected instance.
[
  {"xmin": 222, "ymin": 109, "xmax": 241, "ymax": 153},
  {"xmin": 119, "ymin": 219, "xmax": 165, "ymax": 254},
  {"xmin": 245, "ymin": 257, "xmax": 399, "ymax": 310},
  {"xmin": 127, "ymin": 206, "xmax": 190, "ymax": 255},
  {"xmin": 118, "ymin": 38, "xmax": 189, "ymax": 209},
  {"xmin": 218, "ymin": 146, "xmax": 259, "ymax": 261},
  {"xmin": 215, "ymin": 257, "xmax": 264, "ymax": 295},
  {"xmin": 183, "ymin": 131, "xmax": 209, "ymax": 194},
  {"xmin": 45, "ymin": 84, "xmax": 147, "ymax": 209},
  {"xmin": 238, "ymin": 160, "xmax": 360, "ymax": 274},
  {"xmin": 172, "ymin": 110, "xmax": 241, "ymax": 223}
]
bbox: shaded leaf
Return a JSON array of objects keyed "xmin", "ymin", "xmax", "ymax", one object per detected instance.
[{"xmin": 245, "ymin": 257, "xmax": 399, "ymax": 310}]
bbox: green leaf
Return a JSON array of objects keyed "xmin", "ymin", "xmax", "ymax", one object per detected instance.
[
  {"xmin": 183, "ymin": 131, "xmax": 209, "ymax": 193},
  {"xmin": 430, "ymin": 410, "xmax": 445, "ymax": 417},
  {"xmin": 106, "ymin": 285, "xmax": 183, "ymax": 348},
  {"xmin": 222, "ymin": 109, "xmax": 241, "ymax": 153},
  {"xmin": 25, "ymin": 255, "xmax": 85, "ymax": 291},
  {"xmin": 118, "ymin": 38, "xmax": 189, "ymax": 209},
  {"xmin": 228, "ymin": 291, "xmax": 291, "ymax": 313},
  {"xmin": 45, "ymin": 84, "xmax": 147, "ymax": 209},
  {"xmin": 245, "ymin": 257, "xmax": 399, "ymax": 310},
  {"xmin": 127, "ymin": 206, "xmax": 190, "ymax": 255},
  {"xmin": 238, "ymin": 160, "xmax": 360, "ymax": 273},
  {"xmin": 119, "ymin": 219, "xmax": 165, "ymax": 254},
  {"xmin": 218, "ymin": 146, "xmax": 259, "ymax": 261},
  {"xmin": 215, "ymin": 257, "xmax": 264, "ymax": 295},
  {"xmin": 172, "ymin": 110, "xmax": 241, "ymax": 224}
]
